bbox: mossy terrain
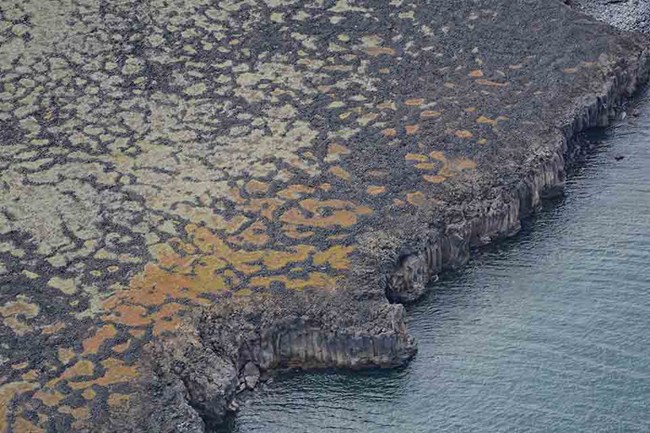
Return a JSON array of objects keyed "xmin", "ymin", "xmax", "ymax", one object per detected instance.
[{"xmin": 0, "ymin": 1, "xmax": 648, "ymax": 431}]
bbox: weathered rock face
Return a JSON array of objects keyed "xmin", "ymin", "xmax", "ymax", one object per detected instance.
[
  {"xmin": 100, "ymin": 291, "xmax": 415, "ymax": 431},
  {"xmin": 1, "ymin": 0, "xmax": 649, "ymax": 431},
  {"xmin": 386, "ymin": 51, "xmax": 650, "ymax": 303}
]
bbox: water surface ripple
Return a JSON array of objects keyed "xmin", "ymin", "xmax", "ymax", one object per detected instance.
[{"xmin": 226, "ymin": 92, "xmax": 650, "ymax": 433}]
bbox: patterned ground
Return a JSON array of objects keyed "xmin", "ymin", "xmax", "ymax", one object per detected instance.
[{"xmin": 0, "ymin": 0, "xmax": 646, "ymax": 431}]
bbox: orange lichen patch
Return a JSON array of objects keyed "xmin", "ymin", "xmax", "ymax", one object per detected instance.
[
  {"xmin": 283, "ymin": 224, "xmax": 315, "ymax": 240},
  {"xmin": 465, "ymin": 107, "xmax": 477, "ymax": 113},
  {"xmin": 105, "ymin": 304, "xmax": 151, "ymax": 327},
  {"xmin": 420, "ymin": 110, "xmax": 442, "ymax": 118},
  {"xmin": 59, "ymin": 360, "xmax": 95, "ymax": 382},
  {"xmin": 313, "ymin": 245, "xmax": 355, "ymax": 270},
  {"xmin": 129, "ymin": 329, "xmax": 146, "ymax": 338},
  {"xmin": 175, "ymin": 203, "xmax": 248, "ymax": 233},
  {"xmin": 82, "ymin": 324, "xmax": 117, "ymax": 355},
  {"xmin": 277, "ymin": 184, "xmax": 315, "ymax": 200},
  {"xmin": 377, "ymin": 100, "xmax": 397, "ymax": 110},
  {"xmin": 148, "ymin": 243, "xmax": 194, "ymax": 271},
  {"xmin": 366, "ymin": 185, "xmax": 386, "ymax": 195},
  {"xmin": 381, "ymin": 128, "xmax": 397, "ymax": 137},
  {"xmin": 0, "ymin": 296, "xmax": 39, "ymax": 336},
  {"xmin": 365, "ymin": 46, "xmax": 396, "ymax": 56},
  {"xmin": 234, "ymin": 288, "xmax": 253, "ymax": 297},
  {"xmin": 57, "ymin": 405, "xmax": 88, "ymax": 428},
  {"xmin": 477, "ymin": 115, "xmax": 509, "ymax": 126},
  {"xmin": 112, "ymin": 340, "xmax": 131, "ymax": 354},
  {"xmin": 263, "ymin": 246, "xmax": 316, "ymax": 271},
  {"xmin": 107, "ymin": 393, "xmax": 130, "ymax": 408},
  {"xmin": 33, "ymin": 389, "xmax": 65, "ymax": 407},
  {"xmin": 423, "ymin": 175, "xmax": 446, "ymax": 184},
  {"xmin": 245, "ymin": 180, "xmax": 270, "ymax": 195},
  {"xmin": 476, "ymin": 115, "xmax": 497, "ymax": 125},
  {"xmin": 469, "ymin": 69, "xmax": 484, "ymax": 78},
  {"xmin": 11, "ymin": 361, "xmax": 28, "ymax": 370},
  {"xmin": 42, "ymin": 322, "xmax": 65, "ymax": 335},
  {"xmin": 562, "ymin": 67, "xmax": 578, "ymax": 74},
  {"xmin": 81, "ymin": 388, "xmax": 96, "ymax": 401},
  {"xmin": 21, "ymin": 370, "xmax": 39, "ymax": 381},
  {"xmin": 227, "ymin": 221, "xmax": 270, "ymax": 247},
  {"xmin": 12, "ymin": 417, "xmax": 44, "ymax": 433},
  {"xmin": 152, "ymin": 304, "xmax": 184, "ymax": 336},
  {"xmin": 243, "ymin": 198, "xmax": 284, "ymax": 220},
  {"xmin": 69, "ymin": 358, "xmax": 137, "ymax": 390},
  {"xmin": 329, "ymin": 165, "xmax": 352, "ymax": 181},
  {"xmin": 320, "ymin": 183, "xmax": 332, "ymax": 191},
  {"xmin": 454, "ymin": 130, "xmax": 474, "ymax": 139},
  {"xmin": 405, "ymin": 98, "xmax": 425, "ymax": 106},
  {"xmin": 249, "ymin": 272, "xmax": 337, "ymax": 291},
  {"xmin": 326, "ymin": 143, "xmax": 351, "ymax": 159},
  {"xmin": 393, "ymin": 198, "xmax": 406, "ymax": 206},
  {"xmin": 477, "ymin": 138, "xmax": 488, "ymax": 145},
  {"xmin": 405, "ymin": 153, "xmax": 429, "ymax": 162},
  {"xmin": 405, "ymin": 125, "xmax": 420, "ymax": 135},
  {"xmin": 406, "ymin": 192, "xmax": 427, "ymax": 206},
  {"xmin": 415, "ymin": 163, "xmax": 437, "ymax": 170},
  {"xmin": 476, "ymin": 79, "xmax": 508, "ymax": 87},
  {"xmin": 280, "ymin": 199, "xmax": 372, "ymax": 229}
]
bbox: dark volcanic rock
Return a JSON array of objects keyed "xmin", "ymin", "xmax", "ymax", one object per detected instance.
[{"xmin": 1, "ymin": 0, "xmax": 649, "ymax": 432}]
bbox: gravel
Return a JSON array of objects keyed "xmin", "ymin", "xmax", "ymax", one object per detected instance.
[{"xmin": 568, "ymin": 0, "xmax": 650, "ymax": 33}]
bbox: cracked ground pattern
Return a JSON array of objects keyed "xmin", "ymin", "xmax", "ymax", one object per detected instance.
[{"xmin": 0, "ymin": 0, "xmax": 644, "ymax": 431}]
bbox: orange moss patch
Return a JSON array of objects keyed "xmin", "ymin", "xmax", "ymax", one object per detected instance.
[
  {"xmin": 245, "ymin": 180, "xmax": 270, "ymax": 195},
  {"xmin": 405, "ymin": 98, "xmax": 425, "ymax": 106},
  {"xmin": 313, "ymin": 245, "xmax": 355, "ymax": 270},
  {"xmin": 454, "ymin": 130, "xmax": 474, "ymax": 139},
  {"xmin": 423, "ymin": 175, "xmax": 446, "ymax": 184},
  {"xmin": 420, "ymin": 110, "xmax": 442, "ymax": 118},
  {"xmin": 329, "ymin": 165, "xmax": 352, "ymax": 181},
  {"xmin": 365, "ymin": 46, "xmax": 396, "ymax": 56},
  {"xmin": 476, "ymin": 79, "xmax": 508, "ymax": 87},
  {"xmin": 82, "ymin": 324, "xmax": 117, "ymax": 355},
  {"xmin": 366, "ymin": 185, "xmax": 386, "ymax": 195},
  {"xmin": 405, "ymin": 153, "xmax": 429, "ymax": 162},
  {"xmin": 405, "ymin": 125, "xmax": 419, "ymax": 135},
  {"xmin": 280, "ymin": 199, "xmax": 372, "ymax": 229},
  {"xmin": 12, "ymin": 417, "xmax": 44, "ymax": 433},
  {"xmin": 1, "ymin": 382, "xmax": 38, "ymax": 431},
  {"xmin": 277, "ymin": 184, "xmax": 315, "ymax": 200},
  {"xmin": 406, "ymin": 191, "xmax": 427, "ymax": 206}
]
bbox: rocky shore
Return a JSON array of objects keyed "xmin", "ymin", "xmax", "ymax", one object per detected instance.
[
  {"xmin": 1, "ymin": 1, "xmax": 649, "ymax": 432},
  {"xmin": 108, "ymin": 5, "xmax": 650, "ymax": 433}
]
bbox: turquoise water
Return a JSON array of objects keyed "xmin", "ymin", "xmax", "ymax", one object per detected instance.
[{"xmin": 226, "ymin": 92, "xmax": 650, "ymax": 433}]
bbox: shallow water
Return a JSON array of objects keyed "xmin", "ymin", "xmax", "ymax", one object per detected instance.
[{"xmin": 225, "ymin": 91, "xmax": 650, "ymax": 433}]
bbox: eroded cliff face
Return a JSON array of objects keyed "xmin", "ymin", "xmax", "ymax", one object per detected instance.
[
  {"xmin": 101, "ymin": 291, "xmax": 415, "ymax": 432},
  {"xmin": 388, "ymin": 53, "xmax": 650, "ymax": 302}
]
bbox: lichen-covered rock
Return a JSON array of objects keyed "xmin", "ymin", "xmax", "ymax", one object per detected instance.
[{"xmin": 0, "ymin": 0, "xmax": 648, "ymax": 431}]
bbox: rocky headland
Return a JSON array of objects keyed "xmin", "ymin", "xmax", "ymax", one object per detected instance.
[{"xmin": 0, "ymin": 1, "xmax": 648, "ymax": 432}]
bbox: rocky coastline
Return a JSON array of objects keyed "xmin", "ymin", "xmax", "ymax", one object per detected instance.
[
  {"xmin": 2, "ymin": 1, "xmax": 650, "ymax": 432},
  {"xmin": 109, "ymin": 17, "xmax": 650, "ymax": 433}
]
